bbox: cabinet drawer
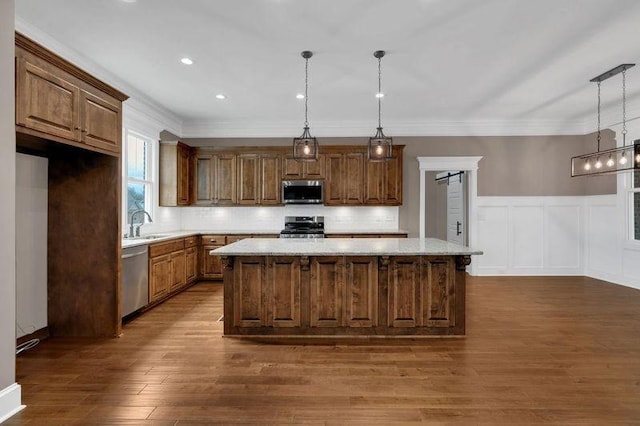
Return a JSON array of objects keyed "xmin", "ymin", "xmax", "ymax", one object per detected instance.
[
  {"xmin": 149, "ymin": 239, "xmax": 185, "ymax": 258},
  {"xmin": 227, "ymin": 235, "xmax": 252, "ymax": 244},
  {"xmin": 201, "ymin": 235, "xmax": 226, "ymax": 245},
  {"xmin": 184, "ymin": 235, "xmax": 199, "ymax": 248}
]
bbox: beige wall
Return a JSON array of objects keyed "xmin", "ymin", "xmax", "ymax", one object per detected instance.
[
  {"xmin": 425, "ymin": 171, "xmax": 447, "ymax": 239},
  {"xmin": 1, "ymin": 0, "xmax": 16, "ymax": 389},
  {"xmin": 182, "ymin": 131, "xmax": 616, "ymax": 236}
]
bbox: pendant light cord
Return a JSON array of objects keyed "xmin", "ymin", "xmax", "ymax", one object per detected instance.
[
  {"xmin": 378, "ymin": 56, "xmax": 382, "ymax": 129},
  {"xmin": 622, "ymin": 69, "xmax": 627, "ymax": 146},
  {"xmin": 304, "ymin": 57, "xmax": 309, "ymax": 128},
  {"xmin": 596, "ymin": 80, "xmax": 601, "ymax": 152}
]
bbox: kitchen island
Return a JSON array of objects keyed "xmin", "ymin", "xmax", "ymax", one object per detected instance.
[{"xmin": 211, "ymin": 238, "xmax": 482, "ymax": 337}]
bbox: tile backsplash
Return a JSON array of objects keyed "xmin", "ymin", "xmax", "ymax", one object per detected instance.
[{"xmin": 179, "ymin": 205, "xmax": 399, "ymax": 233}]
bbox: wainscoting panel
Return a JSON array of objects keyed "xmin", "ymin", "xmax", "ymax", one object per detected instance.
[{"xmin": 476, "ymin": 197, "xmax": 584, "ymax": 275}]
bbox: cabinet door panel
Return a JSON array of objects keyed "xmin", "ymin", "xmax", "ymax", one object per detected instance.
[
  {"xmin": 422, "ymin": 258, "xmax": 454, "ymax": 327},
  {"xmin": 304, "ymin": 154, "xmax": 325, "ymax": 178},
  {"xmin": 364, "ymin": 161, "xmax": 385, "ymax": 204},
  {"xmin": 237, "ymin": 154, "xmax": 259, "ymax": 204},
  {"xmin": 388, "ymin": 257, "xmax": 420, "ymax": 327},
  {"xmin": 215, "ymin": 154, "xmax": 237, "ymax": 204},
  {"xmin": 282, "ymin": 155, "xmax": 303, "ymax": 179},
  {"xmin": 195, "ymin": 155, "xmax": 213, "ymax": 204},
  {"xmin": 267, "ymin": 257, "xmax": 301, "ymax": 327},
  {"xmin": 169, "ymin": 250, "xmax": 186, "ymax": 292},
  {"xmin": 345, "ymin": 257, "xmax": 378, "ymax": 327},
  {"xmin": 81, "ymin": 90, "xmax": 121, "ymax": 153},
  {"xmin": 385, "ymin": 154, "xmax": 402, "ymax": 205},
  {"xmin": 324, "ymin": 154, "xmax": 344, "ymax": 205},
  {"xmin": 233, "ymin": 257, "xmax": 265, "ymax": 327},
  {"xmin": 17, "ymin": 59, "xmax": 80, "ymax": 141},
  {"xmin": 177, "ymin": 144, "xmax": 190, "ymax": 205},
  {"xmin": 344, "ymin": 153, "xmax": 364, "ymax": 204},
  {"xmin": 185, "ymin": 247, "xmax": 197, "ymax": 283},
  {"xmin": 201, "ymin": 245, "xmax": 223, "ymax": 279},
  {"xmin": 260, "ymin": 154, "xmax": 281, "ymax": 205},
  {"xmin": 310, "ymin": 257, "xmax": 344, "ymax": 327},
  {"xmin": 149, "ymin": 255, "xmax": 170, "ymax": 302}
]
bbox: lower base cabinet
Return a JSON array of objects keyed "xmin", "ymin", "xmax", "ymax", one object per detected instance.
[
  {"xmin": 222, "ymin": 255, "xmax": 463, "ymax": 336},
  {"xmin": 185, "ymin": 246, "xmax": 198, "ymax": 283}
]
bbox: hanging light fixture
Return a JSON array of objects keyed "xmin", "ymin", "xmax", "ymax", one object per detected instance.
[
  {"xmin": 368, "ymin": 50, "xmax": 393, "ymax": 161},
  {"xmin": 292, "ymin": 50, "xmax": 318, "ymax": 162},
  {"xmin": 572, "ymin": 64, "xmax": 639, "ymax": 177}
]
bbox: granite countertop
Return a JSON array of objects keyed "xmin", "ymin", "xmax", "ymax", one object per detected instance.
[
  {"xmin": 209, "ymin": 238, "xmax": 483, "ymax": 256},
  {"xmin": 121, "ymin": 229, "xmax": 408, "ymax": 249}
]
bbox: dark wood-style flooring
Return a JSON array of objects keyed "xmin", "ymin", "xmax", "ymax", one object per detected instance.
[{"xmin": 6, "ymin": 276, "xmax": 640, "ymax": 425}]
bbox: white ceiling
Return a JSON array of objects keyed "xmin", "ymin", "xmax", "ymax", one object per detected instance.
[{"xmin": 14, "ymin": 0, "xmax": 640, "ymax": 137}]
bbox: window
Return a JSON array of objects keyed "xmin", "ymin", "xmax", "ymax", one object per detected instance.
[
  {"xmin": 632, "ymin": 170, "xmax": 640, "ymax": 241},
  {"xmin": 125, "ymin": 131, "xmax": 153, "ymax": 225}
]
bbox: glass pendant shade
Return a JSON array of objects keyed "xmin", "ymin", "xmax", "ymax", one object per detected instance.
[
  {"xmin": 368, "ymin": 127, "xmax": 393, "ymax": 161},
  {"xmin": 293, "ymin": 126, "xmax": 318, "ymax": 162},
  {"xmin": 571, "ymin": 141, "xmax": 640, "ymax": 177}
]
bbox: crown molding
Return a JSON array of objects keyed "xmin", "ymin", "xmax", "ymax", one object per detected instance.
[
  {"xmin": 181, "ymin": 118, "xmax": 588, "ymax": 138},
  {"xmin": 14, "ymin": 17, "xmax": 183, "ymax": 137}
]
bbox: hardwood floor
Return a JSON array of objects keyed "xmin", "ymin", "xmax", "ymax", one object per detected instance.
[{"xmin": 6, "ymin": 276, "xmax": 640, "ymax": 425}]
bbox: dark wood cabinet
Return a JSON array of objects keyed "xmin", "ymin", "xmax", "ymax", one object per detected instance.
[
  {"xmin": 222, "ymin": 254, "xmax": 465, "ymax": 337},
  {"xmin": 15, "ymin": 35, "xmax": 125, "ymax": 156},
  {"xmin": 168, "ymin": 250, "xmax": 186, "ymax": 292},
  {"xmin": 237, "ymin": 153, "xmax": 281, "ymax": 205},
  {"xmin": 160, "ymin": 141, "xmax": 191, "ymax": 206},
  {"xmin": 194, "ymin": 153, "xmax": 237, "ymax": 205},
  {"xmin": 233, "ymin": 256, "xmax": 266, "ymax": 327},
  {"xmin": 364, "ymin": 146, "xmax": 403, "ymax": 205},
  {"xmin": 200, "ymin": 235, "xmax": 226, "ymax": 279},
  {"xmin": 344, "ymin": 257, "xmax": 378, "ymax": 327},
  {"xmin": 149, "ymin": 255, "xmax": 171, "ymax": 303},
  {"xmin": 185, "ymin": 247, "xmax": 198, "ymax": 284},
  {"xmin": 237, "ymin": 154, "xmax": 259, "ymax": 204},
  {"xmin": 267, "ymin": 256, "xmax": 301, "ymax": 327},
  {"xmin": 325, "ymin": 153, "xmax": 364, "ymax": 205},
  {"xmin": 260, "ymin": 154, "xmax": 281, "ymax": 205},
  {"xmin": 191, "ymin": 145, "xmax": 402, "ymax": 207},
  {"xmin": 282, "ymin": 154, "xmax": 325, "ymax": 179},
  {"xmin": 310, "ymin": 256, "xmax": 345, "ymax": 327}
]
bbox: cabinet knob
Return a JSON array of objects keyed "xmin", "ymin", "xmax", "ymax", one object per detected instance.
[{"xmin": 210, "ymin": 239, "xmax": 216, "ymax": 243}]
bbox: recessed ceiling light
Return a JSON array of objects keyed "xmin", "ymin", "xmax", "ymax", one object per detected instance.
[
  {"xmin": 215, "ymin": 94, "xmax": 226, "ymax": 100},
  {"xmin": 181, "ymin": 57, "xmax": 193, "ymax": 65},
  {"xmin": 296, "ymin": 94, "xmax": 305, "ymax": 99},
  {"xmin": 121, "ymin": 0, "xmax": 137, "ymax": 3},
  {"xmin": 375, "ymin": 92, "xmax": 385, "ymax": 98}
]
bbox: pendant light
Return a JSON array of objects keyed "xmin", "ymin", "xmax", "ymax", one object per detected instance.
[
  {"xmin": 368, "ymin": 50, "xmax": 393, "ymax": 161},
  {"xmin": 571, "ymin": 64, "xmax": 639, "ymax": 177},
  {"xmin": 293, "ymin": 51, "xmax": 318, "ymax": 162}
]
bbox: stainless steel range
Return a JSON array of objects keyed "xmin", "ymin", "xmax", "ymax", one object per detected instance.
[{"xmin": 279, "ymin": 216, "xmax": 325, "ymax": 239}]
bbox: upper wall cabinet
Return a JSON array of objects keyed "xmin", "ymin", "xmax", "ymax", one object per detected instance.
[
  {"xmin": 159, "ymin": 141, "xmax": 191, "ymax": 206},
  {"xmin": 282, "ymin": 154, "xmax": 325, "ymax": 179},
  {"xmin": 15, "ymin": 33, "xmax": 128, "ymax": 156},
  {"xmin": 194, "ymin": 152, "xmax": 237, "ymax": 205},
  {"xmin": 187, "ymin": 145, "xmax": 403, "ymax": 207}
]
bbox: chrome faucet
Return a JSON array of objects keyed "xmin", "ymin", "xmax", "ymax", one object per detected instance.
[{"xmin": 128, "ymin": 209, "xmax": 153, "ymax": 237}]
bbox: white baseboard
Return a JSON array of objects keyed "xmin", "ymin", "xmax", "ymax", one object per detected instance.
[{"xmin": 0, "ymin": 383, "xmax": 24, "ymax": 423}]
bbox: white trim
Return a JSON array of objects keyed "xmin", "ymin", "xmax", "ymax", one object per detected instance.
[
  {"xmin": 182, "ymin": 119, "xmax": 587, "ymax": 138},
  {"xmin": 14, "ymin": 16, "xmax": 183, "ymax": 137},
  {"xmin": 0, "ymin": 383, "xmax": 25, "ymax": 423},
  {"xmin": 416, "ymin": 156, "xmax": 483, "ymax": 275}
]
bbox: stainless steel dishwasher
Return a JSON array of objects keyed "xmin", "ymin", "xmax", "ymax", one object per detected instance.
[{"xmin": 122, "ymin": 245, "xmax": 149, "ymax": 318}]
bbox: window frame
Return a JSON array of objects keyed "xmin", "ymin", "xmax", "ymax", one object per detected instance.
[{"xmin": 123, "ymin": 128, "xmax": 155, "ymax": 229}]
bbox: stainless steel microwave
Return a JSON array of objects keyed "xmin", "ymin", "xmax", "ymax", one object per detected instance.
[{"xmin": 282, "ymin": 180, "xmax": 323, "ymax": 204}]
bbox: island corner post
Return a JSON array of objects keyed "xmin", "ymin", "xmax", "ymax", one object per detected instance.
[{"xmin": 217, "ymin": 244, "xmax": 477, "ymax": 337}]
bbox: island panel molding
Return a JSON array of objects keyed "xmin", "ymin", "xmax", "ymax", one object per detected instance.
[{"xmin": 214, "ymin": 238, "xmax": 481, "ymax": 337}]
